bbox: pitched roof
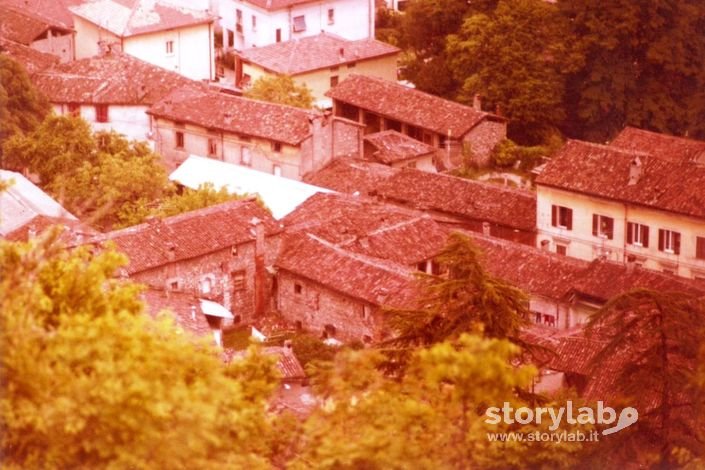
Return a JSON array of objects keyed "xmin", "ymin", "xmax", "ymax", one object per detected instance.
[
  {"xmin": 0, "ymin": 0, "xmax": 81, "ymax": 29},
  {"xmin": 0, "ymin": 4, "xmax": 70, "ymax": 45},
  {"xmin": 3, "ymin": 214, "xmax": 96, "ymax": 242},
  {"xmin": 32, "ymin": 52, "xmax": 203, "ymax": 105},
  {"xmin": 148, "ymin": 87, "xmax": 317, "ymax": 145},
  {"xmin": 0, "ymin": 170, "xmax": 77, "ymax": 236},
  {"xmin": 0, "ymin": 36, "xmax": 59, "ymax": 73},
  {"xmin": 610, "ymin": 126, "xmax": 705, "ymax": 163},
  {"xmin": 326, "ymin": 74, "xmax": 505, "ymax": 137},
  {"xmin": 69, "ymin": 0, "xmax": 215, "ymax": 38},
  {"xmin": 303, "ymin": 158, "xmax": 398, "ymax": 196},
  {"xmin": 276, "ymin": 232, "xmax": 419, "ymax": 308},
  {"xmin": 374, "ymin": 169, "xmax": 537, "ymax": 231},
  {"xmin": 364, "ymin": 130, "xmax": 436, "ymax": 164},
  {"xmin": 282, "ymin": 192, "xmax": 449, "ymax": 265},
  {"xmin": 240, "ymin": 33, "xmax": 399, "ymax": 76},
  {"xmin": 263, "ymin": 346, "xmax": 306, "ymax": 380},
  {"xmin": 142, "ymin": 288, "xmax": 213, "ymax": 337},
  {"xmin": 86, "ymin": 198, "xmax": 279, "ymax": 274},
  {"xmin": 536, "ymin": 137, "xmax": 705, "ymax": 219}
]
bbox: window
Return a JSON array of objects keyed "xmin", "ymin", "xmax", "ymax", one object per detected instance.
[
  {"xmin": 293, "ymin": 15, "xmax": 306, "ymax": 32},
  {"xmin": 251, "ymin": 15, "xmax": 256, "ymax": 31},
  {"xmin": 271, "ymin": 141, "xmax": 282, "ymax": 153},
  {"xmin": 231, "ymin": 270, "xmax": 246, "ymax": 290},
  {"xmin": 385, "ymin": 119, "xmax": 402, "ymax": 132},
  {"xmin": 169, "ymin": 280, "xmax": 180, "ymax": 290},
  {"xmin": 556, "ymin": 244, "xmax": 567, "ymax": 256},
  {"xmin": 208, "ymin": 138, "xmax": 217, "ymax": 156},
  {"xmin": 236, "ymin": 9, "xmax": 243, "ymax": 33},
  {"xmin": 95, "ymin": 104, "xmax": 108, "ymax": 123},
  {"xmin": 696, "ymin": 236, "xmax": 705, "ymax": 260},
  {"xmin": 67, "ymin": 102, "xmax": 80, "ymax": 117},
  {"xmin": 416, "ymin": 261, "xmax": 428, "ymax": 273},
  {"xmin": 347, "ymin": 62, "xmax": 356, "ymax": 69},
  {"xmin": 327, "ymin": 8, "xmax": 334, "ymax": 24},
  {"xmin": 200, "ymin": 277, "xmax": 212, "ymax": 294},
  {"xmin": 166, "ymin": 40, "xmax": 174, "ymax": 55},
  {"xmin": 406, "ymin": 125, "xmax": 422, "ymax": 140},
  {"xmin": 592, "ymin": 214, "xmax": 614, "ymax": 240},
  {"xmin": 276, "ymin": 28, "xmax": 281, "ymax": 42},
  {"xmin": 627, "ymin": 222, "xmax": 650, "ymax": 248},
  {"xmin": 175, "ymin": 131, "xmax": 184, "ymax": 149},
  {"xmin": 658, "ymin": 229, "xmax": 681, "ymax": 255},
  {"xmin": 330, "ymin": 75, "xmax": 339, "ymax": 87},
  {"xmin": 551, "ymin": 205, "xmax": 573, "ymax": 230},
  {"xmin": 337, "ymin": 102, "xmax": 360, "ymax": 121},
  {"xmin": 404, "ymin": 161, "xmax": 417, "ymax": 169},
  {"xmin": 294, "ymin": 283, "xmax": 302, "ymax": 294}
]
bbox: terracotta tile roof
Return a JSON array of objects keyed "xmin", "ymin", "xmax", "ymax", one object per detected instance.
[
  {"xmin": 148, "ymin": 87, "xmax": 317, "ymax": 146},
  {"xmin": 86, "ymin": 198, "xmax": 280, "ymax": 275},
  {"xmin": 263, "ymin": 346, "xmax": 306, "ymax": 380},
  {"xmin": 374, "ymin": 169, "xmax": 537, "ymax": 231},
  {"xmin": 303, "ymin": 158, "xmax": 398, "ymax": 196},
  {"xmin": 0, "ymin": 4, "xmax": 70, "ymax": 45},
  {"xmin": 69, "ymin": 0, "xmax": 215, "ymax": 38},
  {"xmin": 276, "ymin": 232, "xmax": 419, "ymax": 308},
  {"xmin": 536, "ymin": 138, "xmax": 705, "ymax": 219},
  {"xmin": 364, "ymin": 130, "xmax": 436, "ymax": 164},
  {"xmin": 0, "ymin": 36, "xmax": 59, "ymax": 73},
  {"xmin": 610, "ymin": 126, "xmax": 705, "ymax": 163},
  {"xmin": 326, "ymin": 74, "xmax": 505, "ymax": 137},
  {"xmin": 0, "ymin": 0, "xmax": 81, "ymax": 29},
  {"xmin": 142, "ymin": 288, "xmax": 213, "ymax": 337},
  {"xmin": 283, "ymin": 192, "xmax": 448, "ymax": 265},
  {"xmin": 240, "ymin": 33, "xmax": 399, "ymax": 76},
  {"xmin": 32, "ymin": 52, "xmax": 203, "ymax": 105},
  {"xmin": 3, "ymin": 214, "xmax": 97, "ymax": 242}
]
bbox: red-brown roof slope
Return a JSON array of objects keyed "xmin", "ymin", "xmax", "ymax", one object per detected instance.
[
  {"xmin": 536, "ymin": 139, "xmax": 705, "ymax": 219},
  {"xmin": 277, "ymin": 232, "xmax": 419, "ymax": 308},
  {"xmin": 148, "ymin": 87, "xmax": 316, "ymax": 146},
  {"xmin": 70, "ymin": 0, "xmax": 215, "ymax": 38},
  {"xmin": 0, "ymin": 4, "xmax": 70, "ymax": 44},
  {"xmin": 32, "ymin": 52, "xmax": 203, "ymax": 105},
  {"xmin": 142, "ymin": 288, "xmax": 213, "ymax": 337},
  {"xmin": 3, "ymin": 214, "xmax": 97, "ymax": 242},
  {"xmin": 87, "ymin": 198, "xmax": 279, "ymax": 274},
  {"xmin": 0, "ymin": 37, "xmax": 59, "ymax": 73},
  {"xmin": 326, "ymin": 74, "xmax": 504, "ymax": 137},
  {"xmin": 283, "ymin": 192, "xmax": 448, "ymax": 265},
  {"xmin": 303, "ymin": 159, "xmax": 398, "ymax": 195},
  {"xmin": 240, "ymin": 33, "xmax": 399, "ymax": 75},
  {"xmin": 374, "ymin": 168, "xmax": 537, "ymax": 231},
  {"xmin": 0, "ymin": 0, "xmax": 81, "ymax": 29},
  {"xmin": 364, "ymin": 130, "xmax": 436, "ymax": 164},
  {"xmin": 610, "ymin": 126, "xmax": 705, "ymax": 163}
]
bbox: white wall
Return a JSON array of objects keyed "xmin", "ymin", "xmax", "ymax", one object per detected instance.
[{"xmin": 54, "ymin": 103, "xmax": 151, "ymax": 143}]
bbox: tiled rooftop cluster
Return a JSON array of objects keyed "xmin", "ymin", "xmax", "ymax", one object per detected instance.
[{"xmin": 364, "ymin": 130, "xmax": 436, "ymax": 164}]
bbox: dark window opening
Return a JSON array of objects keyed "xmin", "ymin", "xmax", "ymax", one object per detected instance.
[
  {"xmin": 294, "ymin": 283, "xmax": 302, "ymax": 294},
  {"xmin": 175, "ymin": 131, "xmax": 184, "ymax": 149},
  {"xmin": 95, "ymin": 104, "xmax": 109, "ymax": 123}
]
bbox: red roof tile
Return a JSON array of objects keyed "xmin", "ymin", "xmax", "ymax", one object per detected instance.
[
  {"xmin": 326, "ymin": 74, "xmax": 505, "ymax": 137},
  {"xmin": 87, "ymin": 198, "xmax": 279, "ymax": 274},
  {"xmin": 240, "ymin": 33, "xmax": 399, "ymax": 75},
  {"xmin": 3, "ymin": 214, "xmax": 97, "ymax": 242},
  {"xmin": 364, "ymin": 130, "xmax": 436, "ymax": 164},
  {"xmin": 70, "ymin": 0, "xmax": 215, "ymax": 38},
  {"xmin": 263, "ymin": 346, "xmax": 306, "ymax": 380},
  {"xmin": 148, "ymin": 87, "xmax": 317, "ymax": 146},
  {"xmin": 610, "ymin": 126, "xmax": 705, "ymax": 163},
  {"xmin": 303, "ymin": 158, "xmax": 398, "ymax": 195},
  {"xmin": 374, "ymin": 169, "xmax": 537, "ymax": 231},
  {"xmin": 0, "ymin": 0, "xmax": 81, "ymax": 29},
  {"xmin": 0, "ymin": 37, "xmax": 59, "ymax": 73},
  {"xmin": 0, "ymin": 4, "xmax": 69, "ymax": 45},
  {"xmin": 142, "ymin": 287, "xmax": 213, "ymax": 337},
  {"xmin": 32, "ymin": 52, "xmax": 203, "ymax": 105},
  {"xmin": 536, "ymin": 137, "xmax": 705, "ymax": 219},
  {"xmin": 276, "ymin": 232, "xmax": 419, "ymax": 308}
]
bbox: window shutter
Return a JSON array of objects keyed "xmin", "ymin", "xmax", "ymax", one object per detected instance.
[
  {"xmin": 697, "ymin": 237, "xmax": 705, "ymax": 259},
  {"xmin": 642, "ymin": 226, "xmax": 649, "ymax": 248},
  {"xmin": 658, "ymin": 229, "xmax": 665, "ymax": 251},
  {"xmin": 592, "ymin": 214, "xmax": 598, "ymax": 236},
  {"xmin": 566, "ymin": 208, "xmax": 573, "ymax": 230},
  {"xmin": 627, "ymin": 222, "xmax": 634, "ymax": 244},
  {"xmin": 606, "ymin": 217, "xmax": 614, "ymax": 240},
  {"xmin": 551, "ymin": 205, "xmax": 557, "ymax": 227},
  {"xmin": 674, "ymin": 232, "xmax": 681, "ymax": 255}
]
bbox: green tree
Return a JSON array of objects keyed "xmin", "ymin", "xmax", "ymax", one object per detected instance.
[
  {"xmin": 387, "ymin": 231, "xmax": 528, "ymax": 347},
  {"xmin": 244, "ymin": 75, "xmax": 314, "ymax": 109},
  {"xmin": 447, "ymin": 0, "xmax": 580, "ymax": 143},
  {"xmin": 0, "ymin": 231, "xmax": 279, "ymax": 469},
  {"xmin": 561, "ymin": 0, "xmax": 705, "ymax": 140},
  {"xmin": 0, "ymin": 55, "xmax": 50, "ymax": 162},
  {"xmin": 293, "ymin": 334, "xmax": 585, "ymax": 469},
  {"xmin": 585, "ymin": 289, "xmax": 705, "ymax": 468},
  {"xmin": 153, "ymin": 183, "xmax": 243, "ymax": 219}
]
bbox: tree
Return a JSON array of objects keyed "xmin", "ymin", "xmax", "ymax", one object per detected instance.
[
  {"xmin": 153, "ymin": 183, "xmax": 244, "ymax": 219},
  {"xmin": 0, "ymin": 231, "xmax": 280, "ymax": 469},
  {"xmin": 387, "ymin": 231, "xmax": 528, "ymax": 347},
  {"xmin": 561, "ymin": 0, "xmax": 705, "ymax": 141},
  {"xmin": 0, "ymin": 55, "xmax": 50, "ymax": 162},
  {"xmin": 447, "ymin": 0, "xmax": 580, "ymax": 143},
  {"xmin": 585, "ymin": 289, "xmax": 705, "ymax": 468},
  {"xmin": 292, "ymin": 334, "xmax": 586, "ymax": 469},
  {"xmin": 244, "ymin": 75, "xmax": 314, "ymax": 109}
]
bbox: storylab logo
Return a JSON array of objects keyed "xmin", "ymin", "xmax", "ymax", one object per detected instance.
[{"xmin": 484, "ymin": 401, "xmax": 638, "ymax": 441}]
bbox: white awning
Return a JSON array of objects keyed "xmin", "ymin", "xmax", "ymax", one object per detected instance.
[{"xmin": 199, "ymin": 299, "xmax": 234, "ymax": 319}]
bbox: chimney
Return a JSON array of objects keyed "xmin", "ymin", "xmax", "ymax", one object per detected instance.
[
  {"xmin": 339, "ymin": 47, "xmax": 345, "ymax": 60},
  {"xmin": 628, "ymin": 156, "xmax": 642, "ymax": 185},
  {"xmin": 482, "ymin": 221, "xmax": 491, "ymax": 237},
  {"xmin": 473, "ymin": 94, "xmax": 482, "ymax": 111},
  {"xmin": 540, "ymin": 239, "xmax": 550, "ymax": 251}
]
